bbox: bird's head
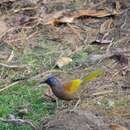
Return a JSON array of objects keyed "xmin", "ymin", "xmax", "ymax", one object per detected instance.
[{"xmin": 40, "ymin": 75, "xmax": 62, "ymax": 88}]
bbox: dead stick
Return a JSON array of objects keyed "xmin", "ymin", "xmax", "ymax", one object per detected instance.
[
  {"xmin": 0, "ymin": 63, "xmax": 27, "ymax": 69},
  {"xmin": 0, "ymin": 115, "xmax": 36, "ymax": 129},
  {"xmin": 92, "ymin": 90, "xmax": 113, "ymax": 96},
  {"xmin": 0, "ymin": 81, "xmax": 19, "ymax": 93}
]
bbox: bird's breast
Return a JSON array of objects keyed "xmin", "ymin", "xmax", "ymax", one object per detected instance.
[{"xmin": 51, "ymin": 86, "xmax": 73, "ymax": 100}]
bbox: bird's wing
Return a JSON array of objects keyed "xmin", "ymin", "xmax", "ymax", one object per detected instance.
[{"xmin": 64, "ymin": 79, "xmax": 82, "ymax": 95}]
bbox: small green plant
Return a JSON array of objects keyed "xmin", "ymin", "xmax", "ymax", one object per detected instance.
[{"xmin": 0, "ymin": 81, "xmax": 56, "ymax": 130}]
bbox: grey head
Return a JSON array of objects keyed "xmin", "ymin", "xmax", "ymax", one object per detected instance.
[
  {"xmin": 40, "ymin": 75, "xmax": 63, "ymax": 89},
  {"xmin": 40, "ymin": 76, "xmax": 73, "ymax": 100}
]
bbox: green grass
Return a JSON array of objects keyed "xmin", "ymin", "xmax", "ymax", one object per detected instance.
[
  {"xmin": 0, "ymin": 36, "xmax": 60, "ymax": 130},
  {"xmin": 0, "ymin": 80, "xmax": 56, "ymax": 130},
  {"xmin": 0, "ymin": 34, "xmax": 96, "ymax": 130}
]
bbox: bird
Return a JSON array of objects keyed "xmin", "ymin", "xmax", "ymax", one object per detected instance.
[{"xmin": 40, "ymin": 69, "xmax": 104, "ymax": 101}]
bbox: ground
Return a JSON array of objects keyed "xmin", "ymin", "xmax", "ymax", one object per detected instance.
[{"xmin": 0, "ymin": 0, "xmax": 130, "ymax": 130}]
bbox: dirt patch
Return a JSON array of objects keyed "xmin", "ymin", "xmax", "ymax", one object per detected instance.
[{"xmin": 40, "ymin": 110, "xmax": 130, "ymax": 130}]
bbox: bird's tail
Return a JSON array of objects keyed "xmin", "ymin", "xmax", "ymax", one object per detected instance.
[{"xmin": 82, "ymin": 69, "xmax": 104, "ymax": 83}]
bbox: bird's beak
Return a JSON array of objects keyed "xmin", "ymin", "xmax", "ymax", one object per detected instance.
[{"xmin": 40, "ymin": 80, "xmax": 46, "ymax": 84}]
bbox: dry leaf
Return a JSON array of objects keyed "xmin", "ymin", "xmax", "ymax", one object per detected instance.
[
  {"xmin": 56, "ymin": 57, "xmax": 72, "ymax": 68},
  {"xmin": 100, "ymin": 19, "xmax": 113, "ymax": 34},
  {"xmin": 73, "ymin": 9, "xmax": 115, "ymax": 18},
  {"xmin": 46, "ymin": 9, "xmax": 118, "ymax": 26},
  {"xmin": 110, "ymin": 123, "xmax": 128, "ymax": 130}
]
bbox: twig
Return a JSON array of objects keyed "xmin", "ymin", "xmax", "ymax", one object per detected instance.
[
  {"xmin": 92, "ymin": 90, "xmax": 113, "ymax": 96},
  {"xmin": 14, "ymin": 7, "xmax": 38, "ymax": 13},
  {"xmin": 0, "ymin": 81, "xmax": 19, "ymax": 93},
  {"xmin": 0, "ymin": 63, "xmax": 27, "ymax": 69},
  {"xmin": 0, "ymin": 28, "xmax": 15, "ymax": 40},
  {"xmin": 26, "ymin": 31, "xmax": 38, "ymax": 40},
  {"xmin": 106, "ymin": 41, "xmax": 114, "ymax": 54},
  {"xmin": 6, "ymin": 51, "xmax": 14, "ymax": 63},
  {"xmin": 0, "ymin": 114, "xmax": 36, "ymax": 129}
]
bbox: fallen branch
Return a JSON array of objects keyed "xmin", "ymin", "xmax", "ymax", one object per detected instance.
[
  {"xmin": 0, "ymin": 63, "xmax": 27, "ymax": 69},
  {"xmin": 92, "ymin": 90, "xmax": 113, "ymax": 96},
  {"xmin": 0, "ymin": 81, "xmax": 19, "ymax": 93},
  {"xmin": 0, "ymin": 114, "xmax": 36, "ymax": 129}
]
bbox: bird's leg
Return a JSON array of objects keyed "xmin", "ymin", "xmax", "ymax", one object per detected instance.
[
  {"xmin": 44, "ymin": 89, "xmax": 64, "ymax": 109},
  {"xmin": 55, "ymin": 99, "xmax": 65, "ymax": 110},
  {"xmin": 44, "ymin": 88, "xmax": 56, "ymax": 102},
  {"xmin": 56, "ymin": 98, "xmax": 63, "ymax": 109},
  {"xmin": 70, "ymin": 97, "xmax": 81, "ymax": 112},
  {"xmin": 73, "ymin": 98, "xmax": 81, "ymax": 110},
  {"xmin": 56, "ymin": 98, "xmax": 59, "ymax": 108},
  {"xmin": 61, "ymin": 100, "xmax": 64, "ymax": 108}
]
